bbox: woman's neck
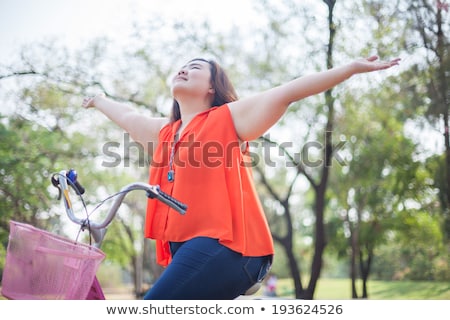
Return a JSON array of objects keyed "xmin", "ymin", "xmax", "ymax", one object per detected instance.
[
  {"xmin": 177, "ymin": 99, "xmax": 211, "ymax": 129},
  {"xmin": 178, "ymin": 110, "xmax": 208, "ymax": 133}
]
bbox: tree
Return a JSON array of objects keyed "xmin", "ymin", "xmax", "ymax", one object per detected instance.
[
  {"xmin": 371, "ymin": 0, "xmax": 450, "ymax": 240},
  {"xmin": 327, "ymin": 83, "xmax": 433, "ymax": 297},
  {"xmin": 251, "ymin": 0, "xmax": 342, "ymax": 299},
  {"xmin": 324, "ymin": 1, "xmax": 450, "ymax": 295}
]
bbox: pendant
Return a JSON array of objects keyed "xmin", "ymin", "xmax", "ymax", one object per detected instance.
[{"xmin": 167, "ymin": 170, "xmax": 175, "ymax": 182}]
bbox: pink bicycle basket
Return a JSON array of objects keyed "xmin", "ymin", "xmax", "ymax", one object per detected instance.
[{"xmin": 1, "ymin": 220, "xmax": 105, "ymax": 300}]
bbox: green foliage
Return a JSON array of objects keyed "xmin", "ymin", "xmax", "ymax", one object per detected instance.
[
  {"xmin": 426, "ymin": 153, "xmax": 449, "ymax": 216},
  {"xmin": 1, "ymin": 116, "xmax": 66, "ymax": 223},
  {"xmin": 326, "ymin": 69, "xmax": 447, "ymax": 282},
  {"xmin": 372, "ymin": 210, "xmax": 446, "ymax": 281}
]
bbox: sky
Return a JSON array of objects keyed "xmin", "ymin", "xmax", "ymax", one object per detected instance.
[{"xmin": 0, "ymin": 0, "xmax": 262, "ymax": 61}]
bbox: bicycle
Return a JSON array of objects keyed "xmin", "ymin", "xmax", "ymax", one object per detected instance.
[{"xmin": 1, "ymin": 168, "xmax": 187, "ymax": 300}]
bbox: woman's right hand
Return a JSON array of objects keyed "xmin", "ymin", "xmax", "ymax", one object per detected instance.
[{"xmin": 82, "ymin": 93, "xmax": 105, "ymax": 109}]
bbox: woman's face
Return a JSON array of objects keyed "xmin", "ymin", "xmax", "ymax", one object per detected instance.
[{"xmin": 171, "ymin": 60, "xmax": 213, "ymax": 99}]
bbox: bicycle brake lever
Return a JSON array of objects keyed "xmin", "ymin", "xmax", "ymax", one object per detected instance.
[{"xmin": 51, "ymin": 174, "xmax": 62, "ymax": 200}]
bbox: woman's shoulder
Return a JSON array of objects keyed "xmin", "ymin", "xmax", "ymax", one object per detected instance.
[
  {"xmin": 208, "ymin": 104, "xmax": 232, "ymax": 118},
  {"xmin": 158, "ymin": 119, "xmax": 179, "ymax": 137}
]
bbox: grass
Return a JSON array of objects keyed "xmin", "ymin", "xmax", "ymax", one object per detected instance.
[
  {"xmin": 274, "ymin": 278, "xmax": 450, "ymax": 300},
  {"xmin": 1, "ymin": 278, "xmax": 449, "ymax": 300}
]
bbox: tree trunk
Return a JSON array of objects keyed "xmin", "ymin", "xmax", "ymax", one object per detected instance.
[
  {"xmin": 305, "ymin": 183, "xmax": 328, "ymax": 299},
  {"xmin": 280, "ymin": 238, "xmax": 303, "ymax": 298},
  {"xmin": 302, "ymin": 0, "xmax": 337, "ymax": 300},
  {"xmin": 359, "ymin": 248, "xmax": 373, "ymax": 299},
  {"xmin": 350, "ymin": 222, "xmax": 359, "ymax": 299}
]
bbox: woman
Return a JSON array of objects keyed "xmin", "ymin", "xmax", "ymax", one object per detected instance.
[{"xmin": 82, "ymin": 55, "xmax": 400, "ymax": 299}]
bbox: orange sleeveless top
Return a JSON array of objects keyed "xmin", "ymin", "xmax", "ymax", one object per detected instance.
[{"xmin": 145, "ymin": 105, "xmax": 274, "ymax": 266}]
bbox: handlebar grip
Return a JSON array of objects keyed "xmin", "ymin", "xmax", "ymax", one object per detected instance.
[
  {"xmin": 72, "ymin": 180, "xmax": 85, "ymax": 195},
  {"xmin": 159, "ymin": 189, "xmax": 187, "ymax": 213},
  {"xmin": 149, "ymin": 186, "xmax": 187, "ymax": 215}
]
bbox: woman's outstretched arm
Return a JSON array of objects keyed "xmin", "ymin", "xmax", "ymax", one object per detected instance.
[
  {"xmin": 82, "ymin": 93, "xmax": 168, "ymax": 155},
  {"xmin": 228, "ymin": 55, "xmax": 400, "ymax": 141}
]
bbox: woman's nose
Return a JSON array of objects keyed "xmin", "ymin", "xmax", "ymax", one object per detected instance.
[{"xmin": 178, "ymin": 69, "xmax": 187, "ymax": 75}]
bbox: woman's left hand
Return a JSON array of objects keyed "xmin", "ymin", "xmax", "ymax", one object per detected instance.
[{"xmin": 351, "ymin": 55, "xmax": 401, "ymax": 74}]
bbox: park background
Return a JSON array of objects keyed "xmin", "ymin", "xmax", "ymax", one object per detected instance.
[{"xmin": 0, "ymin": 0, "xmax": 449, "ymax": 299}]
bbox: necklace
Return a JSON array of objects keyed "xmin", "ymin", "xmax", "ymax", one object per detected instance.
[{"xmin": 167, "ymin": 127, "xmax": 181, "ymax": 182}]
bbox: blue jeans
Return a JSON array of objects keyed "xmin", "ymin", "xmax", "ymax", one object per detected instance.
[{"xmin": 143, "ymin": 237, "xmax": 272, "ymax": 300}]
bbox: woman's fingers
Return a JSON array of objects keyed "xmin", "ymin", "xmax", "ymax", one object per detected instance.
[{"xmin": 81, "ymin": 93, "xmax": 105, "ymax": 109}]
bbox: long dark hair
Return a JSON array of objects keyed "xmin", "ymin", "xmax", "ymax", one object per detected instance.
[{"xmin": 169, "ymin": 58, "xmax": 238, "ymax": 122}]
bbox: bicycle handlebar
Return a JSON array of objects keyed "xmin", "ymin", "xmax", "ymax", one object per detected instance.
[{"xmin": 51, "ymin": 169, "xmax": 187, "ymax": 247}]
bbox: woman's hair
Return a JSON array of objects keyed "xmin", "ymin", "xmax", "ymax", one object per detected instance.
[{"xmin": 169, "ymin": 58, "xmax": 238, "ymax": 122}]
